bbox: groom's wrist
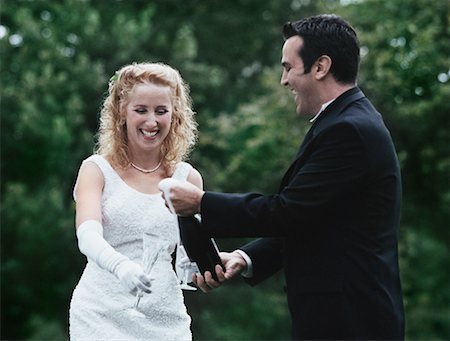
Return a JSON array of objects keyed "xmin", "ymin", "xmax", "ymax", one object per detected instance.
[
  {"xmin": 196, "ymin": 189, "xmax": 205, "ymax": 214},
  {"xmin": 234, "ymin": 250, "xmax": 253, "ymax": 278}
]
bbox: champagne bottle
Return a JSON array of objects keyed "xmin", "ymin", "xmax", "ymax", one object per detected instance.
[{"xmin": 178, "ymin": 216, "xmax": 223, "ymax": 281}]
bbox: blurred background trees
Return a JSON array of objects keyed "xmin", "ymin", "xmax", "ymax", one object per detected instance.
[{"xmin": 1, "ymin": 0, "xmax": 448, "ymax": 339}]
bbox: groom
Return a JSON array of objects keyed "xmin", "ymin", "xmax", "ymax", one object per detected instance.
[{"xmin": 164, "ymin": 14, "xmax": 405, "ymax": 340}]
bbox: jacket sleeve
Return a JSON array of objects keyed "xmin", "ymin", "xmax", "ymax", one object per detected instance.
[
  {"xmin": 239, "ymin": 237, "xmax": 284, "ymax": 286},
  {"xmin": 200, "ymin": 122, "xmax": 366, "ymax": 238}
]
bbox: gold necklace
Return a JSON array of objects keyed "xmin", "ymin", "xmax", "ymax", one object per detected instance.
[{"xmin": 130, "ymin": 159, "xmax": 162, "ymax": 173}]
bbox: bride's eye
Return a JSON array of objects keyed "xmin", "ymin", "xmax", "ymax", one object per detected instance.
[
  {"xmin": 135, "ymin": 108, "xmax": 147, "ymax": 114},
  {"xmin": 155, "ymin": 106, "xmax": 169, "ymax": 115}
]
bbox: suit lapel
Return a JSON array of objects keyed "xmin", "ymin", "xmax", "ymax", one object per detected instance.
[{"xmin": 278, "ymin": 87, "xmax": 365, "ymax": 192}]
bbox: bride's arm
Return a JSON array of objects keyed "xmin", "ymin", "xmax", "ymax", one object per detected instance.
[
  {"xmin": 74, "ymin": 161, "xmax": 103, "ymax": 227},
  {"xmin": 187, "ymin": 167, "xmax": 203, "ymax": 190},
  {"xmin": 74, "ymin": 161, "xmax": 152, "ymax": 295}
]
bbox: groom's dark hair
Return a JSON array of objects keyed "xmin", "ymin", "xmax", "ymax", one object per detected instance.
[{"xmin": 283, "ymin": 14, "xmax": 360, "ymax": 84}]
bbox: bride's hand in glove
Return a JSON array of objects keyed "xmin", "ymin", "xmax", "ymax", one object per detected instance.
[
  {"xmin": 116, "ymin": 260, "xmax": 153, "ymax": 295},
  {"xmin": 193, "ymin": 251, "xmax": 247, "ymax": 293}
]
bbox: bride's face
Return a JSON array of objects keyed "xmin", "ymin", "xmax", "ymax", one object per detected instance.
[{"xmin": 125, "ymin": 82, "xmax": 173, "ymax": 153}]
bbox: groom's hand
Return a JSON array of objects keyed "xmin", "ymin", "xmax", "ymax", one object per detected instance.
[
  {"xmin": 193, "ymin": 251, "xmax": 248, "ymax": 293},
  {"xmin": 161, "ymin": 180, "xmax": 204, "ymax": 216}
]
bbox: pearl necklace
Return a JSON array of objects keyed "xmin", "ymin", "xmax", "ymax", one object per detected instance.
[{"xmin": 130, "ymin": 159, "xmax": 162, "ymax": 173}]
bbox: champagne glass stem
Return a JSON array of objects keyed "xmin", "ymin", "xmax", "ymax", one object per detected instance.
[
  {"xmin": 134, "ymin": 290, "xmax": 143, "ymax": 309},
  {"xmin": 183, "ymin": 266, "xmax": 190, "ymax": 284}
]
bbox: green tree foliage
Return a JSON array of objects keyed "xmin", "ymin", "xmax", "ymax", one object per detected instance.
[
  {"xmin": 199, "ymin": 67, "xmax": 310, "ymax": 193},
  {"xmin": 1, "ymin": 0, "xmax": 448, "ymax": 339}
]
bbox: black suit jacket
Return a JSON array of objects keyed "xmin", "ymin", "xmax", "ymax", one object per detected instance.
[{"xmin": 200, "ymin": 87, "xmax": 405, "ymax": 340}]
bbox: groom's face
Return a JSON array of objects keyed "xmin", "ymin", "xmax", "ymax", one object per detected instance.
[{"xmin": 280, "ymin": 36, "xmax": 319, "ymax": 116}]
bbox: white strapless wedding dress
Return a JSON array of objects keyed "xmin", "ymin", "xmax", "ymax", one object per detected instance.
[{"xmin": 69, "ymin": 155, "xmax": 192, "ymax": 340}]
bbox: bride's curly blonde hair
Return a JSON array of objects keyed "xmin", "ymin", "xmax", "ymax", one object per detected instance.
[{"xmin": 95, "ymin": 62, "xmax": 198, "ymax": 171}]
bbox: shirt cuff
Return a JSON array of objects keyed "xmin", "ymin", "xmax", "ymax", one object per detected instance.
[{"xmin": 235, "ymin": 249, "xmax": 253, "ymax": 278}]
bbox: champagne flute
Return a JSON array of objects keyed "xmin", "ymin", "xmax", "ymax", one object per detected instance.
[
  {"xmin": 159, "ymin": 180, "xmax": 198, "ymax": 291},
  {"xmin": 176, "ymin": 244, "xmax": 198, "ymax": 291},
  {"xmin": 124, "ymin": 231, "xmax": 168, "ymax": 317}
]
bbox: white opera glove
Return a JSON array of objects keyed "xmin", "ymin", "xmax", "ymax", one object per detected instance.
[{"xmin": 76, "ymin": 220, "xmax": 152, "ymax": 295}]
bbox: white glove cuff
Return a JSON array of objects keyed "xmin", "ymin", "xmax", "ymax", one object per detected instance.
[
  {"xmin": 77, "ymin": 219, "xmax": 103, "ymax": 238},
  {"xmin": 76, "ymin": 219, "xmax": 128, "ymax": 276}
]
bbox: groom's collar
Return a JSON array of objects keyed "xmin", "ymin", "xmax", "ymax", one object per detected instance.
[{"xmin": 309, "ymin": 98, "xmax": 336, "ymax": 123}]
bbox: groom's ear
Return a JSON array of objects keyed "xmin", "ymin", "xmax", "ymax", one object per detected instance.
[{"xmin": 313, "ymin": 55, "xmax": 332, "ymax": 80}]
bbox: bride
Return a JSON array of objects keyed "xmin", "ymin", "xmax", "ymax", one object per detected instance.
[{"xmin": 69, "ymin": 62, "xmax": 201, "ymax": 340}]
